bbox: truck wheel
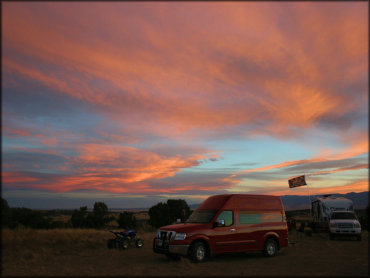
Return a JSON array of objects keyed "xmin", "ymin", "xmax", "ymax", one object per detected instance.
[
  {"xmin": 263, "ymin": 238, "xmax": 277, "ymax": 257},
  {"xmin": 136, "ymin": 238, "xmax": 144, "ymax": 248},
  {"xmin": 190, "ymin": 241, "xmax": 207, "ymax": 262}
]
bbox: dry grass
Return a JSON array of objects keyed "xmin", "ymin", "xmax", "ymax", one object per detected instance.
[{"xmin": 2, "ymin": 228, "xmax": 368, "ymax": 276}]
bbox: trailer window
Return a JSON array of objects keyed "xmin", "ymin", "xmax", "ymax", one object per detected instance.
[{"xmin": 216, "ymin": 210, "xmax": 233, "ymax": 226}]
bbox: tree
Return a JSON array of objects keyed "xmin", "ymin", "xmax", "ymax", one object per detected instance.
[
  {"xmin": 71, "ymin": 206, "xmax": 89, "ymax": 228},
  {"xmin": 118, "ymin": 211, "xmax": 137, "ymax": 229},
  {"xmin": 9, "ymin": 207, "xmax": 51, "ymax": 229},
  {"xmin": 167, "ymin": 199, "xmax": 192, "ymax": 223},
  {"xmin": 148, "ymin": 199, "xmax": 191, "ymax": 228},
  {"xmin": 93, "ymin": 202, "xmax": 110, "ymax": 229},
  {"xmin": 1, "ymin": 198, "xmax": 11, "ymax": 228}
]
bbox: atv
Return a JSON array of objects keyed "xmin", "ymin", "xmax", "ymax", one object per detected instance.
[{"xmin": 107, "ymin": 229, "xmax": 144, "ymax": 250}]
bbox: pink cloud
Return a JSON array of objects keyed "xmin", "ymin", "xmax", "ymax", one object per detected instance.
[
  {"xmin": 2, "ymin": 3, "xmax": 367, "ymax": 197},
  {"xmin": 3, "ymin": 2, "xmax": 367, "ymax": 138}
]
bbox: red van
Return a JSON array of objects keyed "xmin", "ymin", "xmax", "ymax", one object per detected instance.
[{"xmin": 153, "ymin": 194, "xmax": 289, "ymax": 262}]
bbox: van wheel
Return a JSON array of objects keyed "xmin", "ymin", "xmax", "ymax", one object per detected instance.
[
  {"xmin": 190, "ymin": 242, "xmax": 207, "ymax": 262},
  {"xmin": 329, "ymin": 233, "xmax": 334, "ymax": 240},
  {"xmin": 357, "ymin": 235, "xmax": 362, "ymax": 241},
  {"xmin": 263, "ymin": 238, "xmax": 277, "ymax": 257}
]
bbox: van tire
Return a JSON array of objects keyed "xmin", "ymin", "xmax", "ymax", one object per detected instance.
[
  {"xmin": 190, "ymin": 241, "xmax": 207, "ymax": 262},
  {"xmin": 263, "ymin": 238, "xmax": 278, "ymax": 257}
]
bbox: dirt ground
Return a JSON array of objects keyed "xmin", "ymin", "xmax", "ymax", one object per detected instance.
[{"xmin": 2, "ymin": 229, "xmax": 368, "ymax": 276}]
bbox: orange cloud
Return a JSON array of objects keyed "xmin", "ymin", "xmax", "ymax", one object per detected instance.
[
  {"xmin": 3, "ymin": 2, "xmax": 367, "ymax": 137},
  {"xmin": 2, "ymin": 172, "xmax": 39, "ymax": 184},
  {"xmin": 2, "ymin": 3, "xmax": 367, "ymax": 198}
]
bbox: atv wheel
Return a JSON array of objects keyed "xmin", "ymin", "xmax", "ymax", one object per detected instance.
[
  {"xmin": 136, "ymin": 238, "xmax": 144, "ymax": 248},
  {"xmin": 117, "ymin": 238, "xmax": 129, "ymax": 249},
  {"xmin": 121, "ymin": 238, "xmax": 129, "ymax": 249}
]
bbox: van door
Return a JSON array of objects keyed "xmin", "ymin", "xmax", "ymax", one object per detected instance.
[
  {"xmin": 211, "ymin": 210, "xmax": 239, "ymax": 254},
  {"xmin": 235, "ymin": 210, "xmax": 263, "ymax": 251}
]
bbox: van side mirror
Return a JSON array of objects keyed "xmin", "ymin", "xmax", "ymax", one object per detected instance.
[
  {"xmin": 176, "ymin": 219, "xmax": 181, "ymax": 224},
  {"xmin": 213, "ymin": 219, "xmax": 225, "ymax": 228}
]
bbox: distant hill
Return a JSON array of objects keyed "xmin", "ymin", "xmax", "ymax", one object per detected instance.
[
  {"xmin": 281, "ymin": 191, "xmax": 369, "ymax": 211},
  {"xmin": 188, "ymin": 191, "xmax": 369, "ymax": 211}
]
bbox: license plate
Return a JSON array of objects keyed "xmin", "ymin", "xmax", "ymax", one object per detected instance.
[{"xmin": 156, "ymin": 239, "xmax": 163, "ymax": 247}]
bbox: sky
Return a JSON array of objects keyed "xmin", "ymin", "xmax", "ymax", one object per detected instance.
[{"xmin": 2, "ymin": 2, "xmax": 368, "ymax": 209}]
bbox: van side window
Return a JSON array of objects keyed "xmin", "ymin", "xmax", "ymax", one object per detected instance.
[
  {"xmin": 239, "ymin": 211, "xmax": 282, "ymax": 224},
  {"xmin": 216, "ymin": 210, "xmax": 233, "ymax": 226},
  {"xmin": 239, "ymin": 212, "xmax": 261, "ymax": 224}
]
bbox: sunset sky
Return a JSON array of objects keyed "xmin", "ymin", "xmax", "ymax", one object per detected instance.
[{"xmin": 2, "ymin": 2, "xmax": 368, "ymax": 209}]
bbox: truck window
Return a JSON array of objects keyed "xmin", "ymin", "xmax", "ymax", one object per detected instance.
[
  {"xmin": 331, "ymin": 212, "xmax": 356, "ymax": 220},
  {"xmin": 216, "ymin": 210, "xmax": 233, "ymax": 226}
]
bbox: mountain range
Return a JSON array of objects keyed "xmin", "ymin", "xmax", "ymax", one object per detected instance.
[
  {"xmin": 280, "ymin": 191, "xmax": 369, "ymax": 211},
  {"xmin": 188, "ymin": 191, "xmax": 369, "ymax": 211}
]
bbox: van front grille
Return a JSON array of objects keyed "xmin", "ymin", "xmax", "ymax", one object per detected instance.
[{"xmin": 159, "ymin": 231, "xmax": 176, "ymax": 241}]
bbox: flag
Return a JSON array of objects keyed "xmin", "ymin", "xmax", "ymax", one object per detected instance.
[{"xmin": 288, "ymin": 175, "xmax": 307, "ymax": 188}]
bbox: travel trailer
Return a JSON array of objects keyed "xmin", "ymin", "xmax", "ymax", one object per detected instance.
[{"xmin": 311, "ymin": 195, "xmax": 354, "ymax": 227}]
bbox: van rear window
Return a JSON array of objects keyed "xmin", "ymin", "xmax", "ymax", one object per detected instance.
[{"xmin": 239, "ymin": 211, "xmax": 282, "ymax": 224}]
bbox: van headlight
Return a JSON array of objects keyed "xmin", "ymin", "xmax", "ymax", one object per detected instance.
[
  {"xmin": 174, "ymin": 233, "xmax": 187, "ymax": 240},
  {"xmin": 330, "ymin": 223, "xmax": 337, "ymax": 228},
  {"xmin": 354, "ymin": 223, "xmax": 361, "ymax": 228}
]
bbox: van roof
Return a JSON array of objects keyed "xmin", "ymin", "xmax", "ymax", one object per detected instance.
[{"xmin": 198, "ymin": 194, "xmax": 283, "ymax": 211}]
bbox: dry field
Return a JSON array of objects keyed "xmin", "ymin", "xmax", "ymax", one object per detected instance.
[{"xmin": 2, "ymin": 228, "xmax": 368, "ymax": 277}]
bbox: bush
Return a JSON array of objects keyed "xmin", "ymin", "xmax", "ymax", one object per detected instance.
[
  {"xmin": 2, "ymin": 198, "xmax": 11, "ymax": 228},
  {"xmin": 7, "ymin": 207, "xmax": 52, "ymax": 229},
  {"xmin": 70, "ymin": 202, "xmax": 113, "ymax": 229},
  {"xmin": 71, "ymin": 206, "xmax": 90, "ymax": 228}
]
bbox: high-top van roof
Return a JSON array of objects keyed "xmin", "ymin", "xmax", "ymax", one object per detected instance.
[{"xmin": 198, "ymin": 194, "xmax": 283, "ymax": 211}]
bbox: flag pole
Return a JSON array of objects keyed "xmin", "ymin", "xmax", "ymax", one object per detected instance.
[{"xmin": 306, "ymin": 174, "xmax": 312, "ymax": 217}]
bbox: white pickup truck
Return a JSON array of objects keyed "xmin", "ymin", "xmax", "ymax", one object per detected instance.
[{"xmin": 329, "ymin": 211, "xmax": 361, "ymax": 241}]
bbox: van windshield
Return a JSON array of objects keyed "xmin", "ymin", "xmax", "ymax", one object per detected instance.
[
  {"xmin": 331, "ymin": 212, "xmax": 356, "ymax": 220},
  {"xmin": 186, "ymin": 209, "xmax": 218, "ymax": 224}
]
